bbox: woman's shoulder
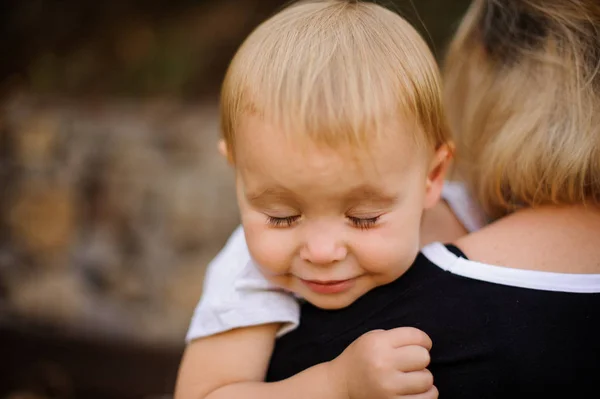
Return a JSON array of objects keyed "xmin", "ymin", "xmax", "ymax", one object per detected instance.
[
  {"xmin": 422, "ymin": 242, "xmax": 600, "ymax": 294},
  {"xmin": 452, "ymin": 205, "xmax": 600, "ymax": 276}
]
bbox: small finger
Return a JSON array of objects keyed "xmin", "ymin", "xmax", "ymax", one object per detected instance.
[
  {"xmin": 393, "ymin": 369, "xmax": 434, "ymax": 395},
  {"xmin": 393, "ymin": 345, "xmax": 431, "ymax": 371},
  {"xmin": 385, "ymin": 327, "xmax": 433, "ymax": 350}
]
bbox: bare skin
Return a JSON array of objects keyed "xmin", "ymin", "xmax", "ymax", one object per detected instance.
[{"xmin": 456, "ymin": 204, "xmax": 600, "ymax": 274}]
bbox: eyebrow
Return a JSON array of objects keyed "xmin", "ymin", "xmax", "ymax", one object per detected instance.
[
  {"xmin": 344, "ymin": 185, "xmax": 399, "ymax": 207},
  {"xmin": 245, "ymin": 187, "xmax": 298, "ymax": 207},
  {"xmin": 246, "ymin": 184, "xmax": 399, "ymax": 208}
]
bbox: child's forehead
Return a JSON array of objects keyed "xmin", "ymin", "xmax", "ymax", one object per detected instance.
[
  {"xmin": 235, "ymin": 115, "xmax": 428, "ymax": 191},
  {"xmin": 235, "ymin": 113, "xmax": 425, "ymax": 156}
]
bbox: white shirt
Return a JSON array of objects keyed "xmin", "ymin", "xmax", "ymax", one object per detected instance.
[{"xmin": 185, "ymin": 181, "xmax": 486, "ymax": 342}]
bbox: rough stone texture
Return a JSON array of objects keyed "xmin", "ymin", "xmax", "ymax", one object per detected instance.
[{"xmin": 0, "ymin": 94, "xmax": 239, "ymax": 344}]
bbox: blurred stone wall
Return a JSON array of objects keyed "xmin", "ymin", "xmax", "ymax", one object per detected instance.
[{"xmin": 0, "ymin": 95, "xmax": 239, "ymax": 343}]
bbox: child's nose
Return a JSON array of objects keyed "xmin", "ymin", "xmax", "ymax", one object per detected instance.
[{"xmin": 300, "ymin": 229, "xmax": 347, "ymax": 266}]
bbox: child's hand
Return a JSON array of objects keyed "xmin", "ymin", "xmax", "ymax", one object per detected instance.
[{"xmin": 328, "ymin": 327, "xmax": 437, "ymax": 399}]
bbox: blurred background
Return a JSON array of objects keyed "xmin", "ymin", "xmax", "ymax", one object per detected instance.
[{"xmin": 0, "ymin": 1, "xmax": 470, "ymax": 398}]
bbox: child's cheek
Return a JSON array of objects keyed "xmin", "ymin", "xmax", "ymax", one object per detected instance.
[
  {"xmin": 353, "ymin": 221, "xmax": 420, "ymax": 278},
  {"xmin": 244, "ymin": 225, "xmax": 295, "ymax": 277}
]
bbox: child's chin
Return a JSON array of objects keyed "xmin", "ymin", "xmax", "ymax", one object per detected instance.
[{"xmin": 305, "ymin": 292, "xmax": 362, "ymax": 310}]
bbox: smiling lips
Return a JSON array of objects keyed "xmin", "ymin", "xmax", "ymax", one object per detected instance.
[{"xmin": 300, "ymin": 277, "xmax": 357, "ymax": 294}]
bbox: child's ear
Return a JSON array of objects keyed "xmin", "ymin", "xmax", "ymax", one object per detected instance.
[
  {"xmin": 423, "ymin": 143, "xmax": 454, "ymax": 209},
  {"xmin": 218, "ymin": 139, "xmax": 234, "ymax": 165}
]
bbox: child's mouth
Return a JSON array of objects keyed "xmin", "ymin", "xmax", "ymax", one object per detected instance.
[{"xmin": 300, "ymin": 278, "xmax": 356, "ymax": 294}]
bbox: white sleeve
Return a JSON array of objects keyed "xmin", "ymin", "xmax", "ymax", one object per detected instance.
[
  {"xmin": 185, "ymin": 225, "xmax": 300, "ymax": 343},
  {"xmin": 441, "ymin": 181, "xmax": 488, "ymax": 233}
]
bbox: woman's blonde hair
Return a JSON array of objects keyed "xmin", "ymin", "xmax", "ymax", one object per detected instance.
[
  {"xmin": 444, "ymin": 0, "xmax": 600, "ymax": 219},
  {"xmin": 220, "ymin": 0, "xmax": 450, "ymax": 159}
]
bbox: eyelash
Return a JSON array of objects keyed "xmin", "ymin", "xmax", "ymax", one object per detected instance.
[
  {"xmin": 266, "ymin": 215, "xmax": 301, "ymax": 228},
  {"xmin": 348, "ymin": 216, "xmax": 380, "ymax": 230},
  {"xmin": 266, "ymin": 215, "xmax": 381, "ymax": 230}
]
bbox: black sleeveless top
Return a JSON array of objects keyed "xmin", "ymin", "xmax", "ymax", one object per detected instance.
[{"xmin": 266, "ymin": 245, "xmax": 600, "ymax": 398}]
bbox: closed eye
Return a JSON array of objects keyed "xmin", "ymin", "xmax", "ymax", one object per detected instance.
[
  {"xmin": 347, "ymin": 215, "xmax": 380, "ymax": 230},
  {"xmin": 266, "ymin": 215, "xmax": 301, "ymax": 228}
]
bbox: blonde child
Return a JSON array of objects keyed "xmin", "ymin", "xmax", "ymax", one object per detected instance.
[{"xmin": 174, "ymin": 1, "xmax": 473, "ymax": 398}]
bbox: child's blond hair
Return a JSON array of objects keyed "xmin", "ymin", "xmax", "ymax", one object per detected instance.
[
  {"xmin": 220, "ymin": 0, "xmax": 450, "ymax": 159},
  {"xmin": 444, "ymin": 0, "xmax": 600, "ymax": 219}
]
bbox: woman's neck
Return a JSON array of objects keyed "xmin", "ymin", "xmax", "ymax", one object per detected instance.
[{"xmin": 455, "ymin": 203, "xmax": 600, "ymax": 274}]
